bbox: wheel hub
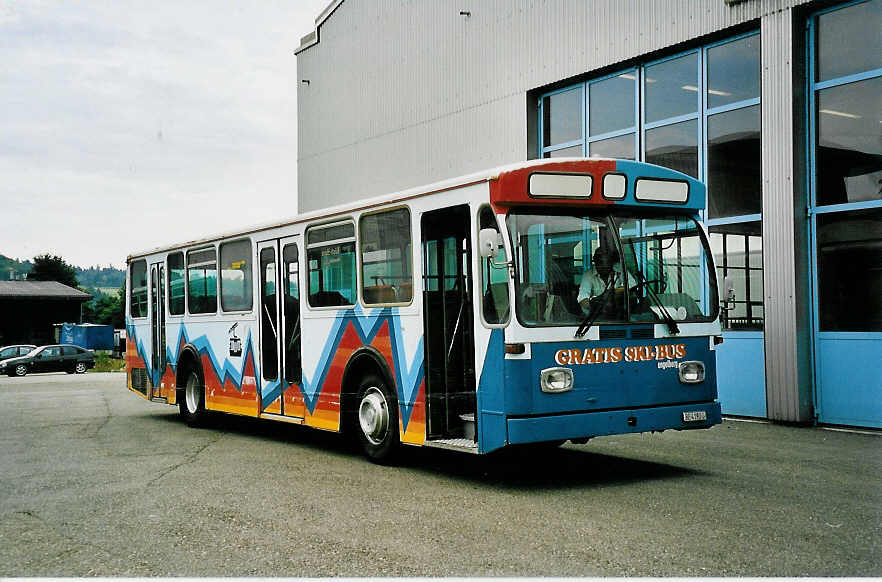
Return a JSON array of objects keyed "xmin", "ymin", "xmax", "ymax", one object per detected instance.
[
  {"xmin": 185, "ymin": 373, "xmax": 200, "ymax": 414},
  {"xmin": 358, "ymin": 387, "xmax": 388, "ymax": 445}
]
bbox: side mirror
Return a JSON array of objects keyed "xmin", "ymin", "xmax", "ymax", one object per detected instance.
[
  {"xmin": 478, "ymin": 228, "xmax": 499, "ymax": 259},
  {"xmin": 724, "ymin": 275, "xmax": 736, "ymax": 303}
]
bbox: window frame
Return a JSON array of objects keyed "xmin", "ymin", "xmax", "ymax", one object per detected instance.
[
  {"xmin": 186, "ymin": 245, "xmax": 219, "ymax": 316},
  {"xmin": 305, "ymin": 219, "xmax": 358, "ymax": 310},
  {"xmin": 358, "ymin": 206, "xmax": 414, "ymax": 307},
  {"xmin": 219, "ymin": 238, "xmax": 254, "ymax": 313},
  {"xmin": 129, "ymin": 259, "xmax": 149, "ymax": 319}
]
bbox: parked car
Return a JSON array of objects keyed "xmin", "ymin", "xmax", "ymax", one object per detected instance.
[
  {"xmin": 0, "ymin": 345, "xmax": 36, "ymax": 361},
  {"xmin": 0, "ymin": 344, "xmax": 95, "ymax": 377}
]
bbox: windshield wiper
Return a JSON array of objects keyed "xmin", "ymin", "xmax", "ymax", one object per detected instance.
[
  {"xmin": 633, "ymin": 271, "xmax": 680, "ymax": 335},
  {"xmin": 574, "ymin": 278, "xmax": 615, "ymax": 338}
]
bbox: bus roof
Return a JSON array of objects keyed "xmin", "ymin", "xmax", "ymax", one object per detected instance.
[{"xmin": 127, "ymin": 158, "xmax": 704, "ymax": 261}]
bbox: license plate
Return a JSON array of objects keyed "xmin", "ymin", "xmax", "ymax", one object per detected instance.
[{"xmin": 682, "ymin": 410, "xmax": 707, "ymax": 422}]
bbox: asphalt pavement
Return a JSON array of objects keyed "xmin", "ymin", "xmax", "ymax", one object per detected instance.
[{"xmin": 0, "ymin": 372, "xmax": 879, "ymax": 576}]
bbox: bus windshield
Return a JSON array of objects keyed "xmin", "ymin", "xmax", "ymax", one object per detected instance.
[{"xmin": 507, "ymin": 211, "xmax": 719, "ymax": 327}]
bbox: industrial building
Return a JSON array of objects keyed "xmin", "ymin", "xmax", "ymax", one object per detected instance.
[{"xmin": 295, "ymin": 0, "xmax": 881, "ymax": 428}]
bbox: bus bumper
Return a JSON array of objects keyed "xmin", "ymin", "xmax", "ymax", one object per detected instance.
[{"xmin": 506, "ymin": 401, "xmax": 722, "ymax": 445}]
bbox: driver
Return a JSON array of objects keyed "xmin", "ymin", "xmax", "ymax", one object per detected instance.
[{"xmin": 577, "ymin": 247, "xmax": 627, "ymax": 313}]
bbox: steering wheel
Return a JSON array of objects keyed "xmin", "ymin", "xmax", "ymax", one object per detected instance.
[{"xmin": 630, "ymin": 278, "xmax": 666, "ymax": 293}]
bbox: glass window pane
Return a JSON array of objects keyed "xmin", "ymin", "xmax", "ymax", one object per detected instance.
[
  {"xmin": 129, "ymin": 260, "xmax": 148, "ymax": 318},
  {"xmin": 259, "ymin": 247, "xmax": 278, "ymax": 381},
  {"xmin": 360, "ymin": 208, "xmax": 413, "ymax": 305},
  {"xmin": 645, "ymin": 119, "xmax": 698, "ymax": 178},
  {"xmin": 709, "ymin": 221, "xmax": 764, "ymax": 331},
  {"xmin": 817, "ymin": 208, "xmax": 882, "ymax": 331},
  {"xmin": 589, "ymin": 72, "xmax": 636, "ymax": 136},
  {"xmin": 542, "ymin": 86, "xmax": 583, "ymax": 147},
  {"xmin": 816, "ymin": 77, "xmax": 882, "ymax": 206},
  {"xmin": 307, "ymin": 242, "xmax": 357, "ymax": 307},
  {"xmin": 707, "ymin": 105, "xmax": 762, "ymax": 218},
  {"xmin": 167, "ymin": 253, "xmax": 185, "ymax": 315},
  {"xmin": 282, "ymin": 243, "xmax": 300, "ymax": 383},
  {"xmin": 220, "ymin": 239, "xmax": 252, "ymax": 312},
  {"xmin": 644, "ymin": 53, "xmax": 698, "ymax": 123},
  {"xmin": 479, "ymin": 207, "xmax": 510, "ymax": 324},
  {"xmin": 187, "ymin": 248, "xmax": 217, "ymax": 314},
  {"xmin": 707, "ymin": 35, "xmax": 760, "ymax": 109},
  {"xmin": 589, "ymin": 133, "xmax": 636, "ymax": 160},
  {"xmin": 544, "ymin": 145, "xmax": 583, "ymax": 158},
  {"xmin": 817, "ymin": 0, "xmax": 882, "ymax": 82}
]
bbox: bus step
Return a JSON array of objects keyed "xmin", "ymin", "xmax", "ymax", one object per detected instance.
[
  {"xmin": 425, "ymin": 438, "xmax": 479, "ymax": 453},
  {"xmin": 259, "ymin": 413, "xmax": 305, "ymax": 425},
  {"xmin": 150, "ymin": 397, "xmax": 168, "ymax": 404}
]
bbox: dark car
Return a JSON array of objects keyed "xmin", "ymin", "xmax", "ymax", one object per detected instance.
[
  {"xmin": 0, "ymin": 345, "xmax": 37, "ymax": 361},
  {"xmin": 0, "ymin": 344, "xmax": 96, "ymax": 377}
]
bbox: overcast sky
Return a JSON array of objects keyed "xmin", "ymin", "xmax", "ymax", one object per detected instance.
[{"xmin": 0, "ymin": 0, "xmax": 328, "ymax": 269}]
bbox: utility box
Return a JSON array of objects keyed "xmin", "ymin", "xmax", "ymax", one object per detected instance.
[{"xmin": 60, "ymin": 323, "xmax": 114, "ymax": 350}]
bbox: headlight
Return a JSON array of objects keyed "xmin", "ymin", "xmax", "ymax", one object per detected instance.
[
  {"xmin": 678, "ymin": 361, "xmax": 705, "ymax": 384},
  {"xmin": 540, "ymin": 367, "xmax": 574, "ymax": 393},
  {"xmin": 0, "ymin": 362, "xmax": 5, "ymax": 369}
]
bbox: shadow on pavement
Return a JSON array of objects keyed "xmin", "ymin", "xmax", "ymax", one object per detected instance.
[{"xmin": 144, "ymin": 408, "xmax": 702, "ymax": 490}]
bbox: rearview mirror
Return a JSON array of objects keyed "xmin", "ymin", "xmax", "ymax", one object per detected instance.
[
  {"xmin": 724, "ymin": 276, "xmax": 736, "ymax": 303},
  {"xmin": 478, "ymin": 228, "xmax": 499, "ymax": 259}
]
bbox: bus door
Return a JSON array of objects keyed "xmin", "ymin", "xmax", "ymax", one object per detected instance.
[
  {"xmin": 257, "ymin": 238, "xmax": 304, "ymax": 419},
  {"xmin": 149, "ymin": 262, "xmax": 166, "ymax": 398},
  {"xmin": 421, "ymin": 205, "xmax": 477, "ymax": 441}
]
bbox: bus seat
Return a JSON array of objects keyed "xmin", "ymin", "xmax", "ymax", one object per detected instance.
[
  {"xmin": 397, "ymin": 281, "xmax": 413, "ymax": 302},
  {"xmin": 363, "ymin": 285, "xmax": 397, "ymax": 304}
]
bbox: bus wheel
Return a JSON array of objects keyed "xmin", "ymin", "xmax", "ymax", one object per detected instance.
[
  {"xmin": 179, "ymin": 366, "xmax": 207, "ymax": 427},
  {"xmin": 356, "ymin": 374, "xmax": 399, "ymax": 463}
]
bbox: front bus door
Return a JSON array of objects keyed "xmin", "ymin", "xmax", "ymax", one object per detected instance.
[
  {"xmin": 149, "ymin": 263, "xmax": 166, "ymax": 399},
  {"xmin": 257, "ymin": 238, "xmax": 304, "ymax": 419},
  {"xmin": 421, "ymin": 205, "xmax": 477, "ymax": 441}
]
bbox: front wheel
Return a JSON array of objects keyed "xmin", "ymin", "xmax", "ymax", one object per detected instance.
[
  {"xmin": 14, "ymin": 364, "xmax": 28, "ymax": 377},
  {"xmin": 355, "ymin": 374, "xmax": 399, "ymax": 463},
  {"xmin": 179, "ymin": 367, "xmax": 207, "ymax": 427}
]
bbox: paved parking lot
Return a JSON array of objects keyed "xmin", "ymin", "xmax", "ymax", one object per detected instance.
[{"xmin": 0, "ymin": 372, "xmax": 879, "ymax": 576}]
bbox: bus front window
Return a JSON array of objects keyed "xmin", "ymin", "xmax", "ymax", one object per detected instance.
[{"xmin": 507, "ymin": 211, "xmax": 718, "ymax": 327}]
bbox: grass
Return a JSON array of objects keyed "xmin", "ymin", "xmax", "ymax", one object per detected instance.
[{"xmin": 92, "ymin": 353, "xmax": 125, "ymax": 373}]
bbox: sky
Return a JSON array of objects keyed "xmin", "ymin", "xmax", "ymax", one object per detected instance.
[{"xmin": 0, "ymin": 0, "xmax": 329, "ymax": 269}]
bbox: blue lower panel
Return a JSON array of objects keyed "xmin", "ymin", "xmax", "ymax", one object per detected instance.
[
  {"xmin": 716, "ymin": 332, "xmax": 766, "ymax": 418},
  {"xmin": 816, "ymin": 335, "xmax": 882, "ymax": 428},
  {"xmin": 507, "ymin": 401, "xmax": 722, "ymax": 444}
]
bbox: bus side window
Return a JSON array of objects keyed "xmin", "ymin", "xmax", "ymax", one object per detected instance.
[{"xmin": 478, "ymin": 206, "xmax": 510, "ymax": 325}]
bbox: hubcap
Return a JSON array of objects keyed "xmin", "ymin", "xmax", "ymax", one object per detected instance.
[
  {"xmin": 76, "ymin": 363, "xmax": 86, "ymax": 373},
  {"xmin": 16, "ymin": 365, "xmax": 26, "ymax": 376},
  {"xmin": 185, "ymin": 373, "xmax": 200, "ymax": 414},
  {"xmin": 358, "ymin": 387, "xmax": 389, "ymax": 446}
]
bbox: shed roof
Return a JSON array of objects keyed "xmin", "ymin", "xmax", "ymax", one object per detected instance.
[{"xmin": 0, "ymin": 281, "xmax": 92, "ymax": 301}]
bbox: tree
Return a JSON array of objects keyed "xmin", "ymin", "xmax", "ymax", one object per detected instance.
[{"xmin": 29, "ymin": 254, "xmax": 79, "ymax": 288}]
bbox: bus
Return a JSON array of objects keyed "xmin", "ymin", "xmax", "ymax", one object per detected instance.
[{"xmin": 125, "ymin": 158, "xmax": 723, "ymax": 462}]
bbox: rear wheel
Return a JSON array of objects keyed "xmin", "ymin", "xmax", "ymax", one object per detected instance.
[
  {"xmin": 355, "ymin": 374, "xmax": 399, "ymax": 463},
  {"xmin": 74, "ymin": 362, "xmax": 87, "ymax": 374},
  {"xmin": 179, "ymin": 366, "xmax": 207, "ymax": 427},
  {"xmin": 14, "ymin": 364, "xmax": 27, "ymax": 377}
]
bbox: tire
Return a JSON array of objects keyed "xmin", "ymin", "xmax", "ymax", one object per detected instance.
[
  {"xmin": 355, "ymin": 374, "xmax": 399, "ymax": 463},
  {"xmin": 74, "ymin": 362, "xmax": 87, "ymax": 374},
  {"xmin": 14, "ymin": 364, "xmax": 28, "ymax": 377},
  {"xmin": 179, "ymin": 366, "xmax": 207, "ymax": 427}
]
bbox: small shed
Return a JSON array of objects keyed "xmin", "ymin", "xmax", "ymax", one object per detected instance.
[
  {"xmin": 0, "ymin": 281, "xmax": 91, "ymax": 345},
  {"xmin": 60, "ymin": 323, "xmax": 114, "ymax": 350}
]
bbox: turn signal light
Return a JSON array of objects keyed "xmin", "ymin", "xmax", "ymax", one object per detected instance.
[{"xmin": 505, "ymin": 343, "xmax": 526, "ymax": 355}]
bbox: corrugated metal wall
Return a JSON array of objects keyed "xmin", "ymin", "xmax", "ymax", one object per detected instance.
[
  {"xmin": 296, "ymin": 0, "xmax": 818, "ymax": 422},
  {"xmin": 760, "ymin": 5, "xmax": 813, "ymax": 422},
  {"xmin": 297, "ymin": 0, "xmax": 814, "ymax": 210}
]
